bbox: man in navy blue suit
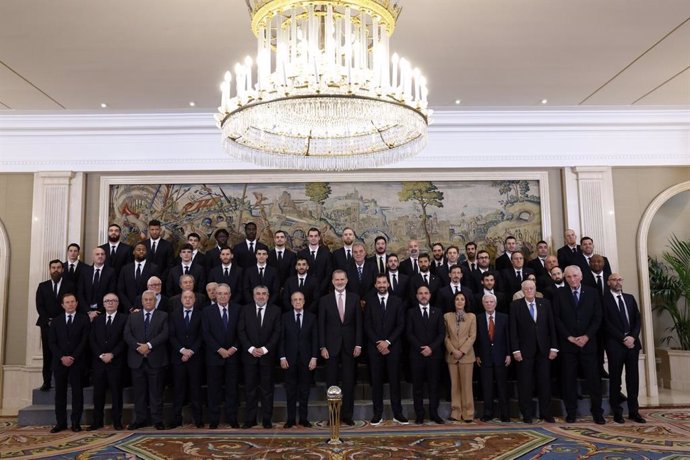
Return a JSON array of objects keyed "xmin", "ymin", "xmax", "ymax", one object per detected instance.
[{"xmin": 279, "ymin": 291, "xmax": 318, "ymax": 428}]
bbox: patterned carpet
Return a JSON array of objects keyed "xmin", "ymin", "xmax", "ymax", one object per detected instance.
[{"xmin": 2, "ymin": 409, "xmax": 690, "ymax": 459}]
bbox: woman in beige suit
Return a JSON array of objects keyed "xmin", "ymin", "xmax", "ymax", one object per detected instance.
[{"xmin": 444, "ymin": 291, "xmax": 477, "ymax": 422}]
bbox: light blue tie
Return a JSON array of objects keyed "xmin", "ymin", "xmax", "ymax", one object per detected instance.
[{"xmin": 529, "ymin": 302, "xmax": 536, "ymax": 321}]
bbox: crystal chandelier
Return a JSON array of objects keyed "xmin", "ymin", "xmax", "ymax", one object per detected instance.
[{"xmin": 215, "ymin": 0, "xmax": 430, "ymax": 171}]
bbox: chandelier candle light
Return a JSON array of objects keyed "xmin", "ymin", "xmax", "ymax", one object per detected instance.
[{"xmin": 216, "ymin": 0, "xmax": 430, "ymax": 171}]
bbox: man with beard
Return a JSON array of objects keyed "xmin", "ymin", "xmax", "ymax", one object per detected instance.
[
  {"xmin": 495, "ymin": 236, "xmax": 518, "ymax": 272},
  {"xmin": 474, "ymin": 271, "xmax": 508, "ymax": 314},
  {"xmin": 367, "ymin": 236, "xmax": 389, "ymax": 275},
  {"xmin": 267, "ymin": 230, "xmax": 296, "ymax": 287},
  {"xmin": 461, "ymin": 242, "xmax": 479, "ymax": 273},
  {"xmin": 100, "ymin": 224, "xmax": 132, "ymax": 279},
  {"xmin": 333, "ymin": 227, "xmax": 357, "ymax": 271},
  {"xmin": 409, "ymin": 253, "xmax": 441, "ymax": 305},
  {"xmin": 206, "ymin": 228, "xmax": 230, "ymax": 271},
  {"xmin": 118, "ymin": 243, "xmax": 160, "ymax": 311},
  {"xmin": 430, "ymin": 243, "xmax": 446, "ymax": 273},
  {"xmin": 144, "ymin": 219, "xmax": 174, "ymax": 273},
  {"xmin": 399, "ymin": 239, "xmax": 421, "ymax": 276},
  {"xmin": 386, "ymin": 254, "xmax": 409, "ymax": 300},
  {"xmin": 527, "ymin": 240, "xmax": 550, "ymax": 279},
  {"xmin": 282, "ymin": 257, "xmax": 320, "ymax": 314},
  {"xmin": 543, "ymin": 266, "xmax": 565, "ymax": 302},
  {"xmin": 298, "ymin": 227, "xmax": 333, "ymax": 295},
  {"xmin": 207, "ymin": 246, "xmax": 243, "ymax": 303},
  {"xmin": 437, "ymin": 265, "xmax": 475, "ymax": 313}
]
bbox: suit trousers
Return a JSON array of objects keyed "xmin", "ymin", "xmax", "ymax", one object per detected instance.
[
  {"xmin": 608, "ymin": 346, "xmax": 640, "ymax": 416},
  {"xmin": 284, "ymin": 359, "xmax": 312, "ymax": 423},
  {"xmin": 53, "ymin": 363, "xmax": 84, "ymax": 426},
  {"xmin": 40, "ymin": 325, "xmax": 53, "ymax": 386},
  {"xmin": 206, "ymin": 358, "xmax": 239, "ymax": 425},
  {"xmin": 562, "ymin": 350, "xmax": 602, "ymax": 417},
  {"xmin": 243, "ymin": 358, "xmax": 275, "ymax": 424},
  {"xmin": 91, "ymin": 362, "xmax": 124, "ymax": 426},
  {"xmin": 479, "ymin": 362, "xmax": 509, "ymax": 419},
  {"xmin": 448, "ymin": 361, "xmax": 474, "ymax": 420},
  {"xmin": 369, "ymin": 348, "xmax": 403, "ymax": 417},
  {"xmin": 131, "ymin": 360, "xmax": 165, "ymax": 425},
  {"xmin": 325, "ymin": 349, "xmax": 357, "ymax": 420},
  {"xmin": 516, "ymin": 355, "xmax": 553, "ymax": 419},
  {"xmin": 410, "ymin": 355, "xmax": 442, "ymax": 419},
  {"xmin": 172, "ymin": 359, "xmax": 204, "ymax": 424}
]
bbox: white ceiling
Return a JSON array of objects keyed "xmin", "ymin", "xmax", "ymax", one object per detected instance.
[{"xmin": 1, "ymin": 0, "xmax": 689, "ymax": 112}]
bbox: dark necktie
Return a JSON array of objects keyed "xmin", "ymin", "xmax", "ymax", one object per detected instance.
[
  {"xmin": 572, "ymin": 290, "xmax": 579, "ymax": 304},
  {"xmin": 422, "ymin": 306, "xmax": 429, "ymax": 320},
  {"xmin": 106, "ymin": 315, "xmax": 112, "ymax": 339},
  {"xmin": 516, "ymin": 270, "xmax": 522, "ymax": 282},
  {"xmin": 135, "ymin": 263, "xmax": 142, "ymax": 281},
  {"xmin": 224, "ymin": 267, "xmax": 229, "ymax": 277},
  {"xmin": 151, "ymin": 241, "xmax": 157, "ymax": 255},
  {"xmin": 596, "ymin": 275, "xmax": 603, "ymax": 294},
  {"xmin": 488, "ymin": 315, "xmax": 495, "ymax": 342},
  {"xmin": 185, "ymin": 310, "xmax": 191, "ymax": 329},
  {"xmin": 249, "ymin": 242, "xmax": 254, "ymax": 253},
  {"xmin": 184, "ymin": 265, "xmax": 189, "ymax": 275},
  {"xmin": 357, "ymin": 265, "xmax": 363, "ymax": 281},
  {"xmin": 299, "ymin": 277, "xmax": 304, "ymax": 288},
  {"xmin": 617, "ymin": 295, "xmax": 630, "ymax": 331},
  {"xmin": 93, "ymin": 268, "xmax": 101, "ymax": 286},
  {"xmin": 110, "ymin": 245, "xmax": 116, "ymax": 257},
  {"xmin": 311, "ymin": 250, "xmax": 316, "ymax": 261},
  {"xmin": 259, "ymin": 266, "xmax": 264, "ymax": 281},
  {"xmin": 423, "ymin": 273, "xmax": 428, "ymax": 285},
  {"xmin": 454, "ymin": 285, "xmax": 459, "ymax": 294},
  {"xmin": 380, "ymin": 297, "xmax": 386, "ymax": 314},
  {"xmin": 69, "ymin": 263, "xmax": 75, "ymax": 275},
  {"xmin": 572, "ymin": 247, "xmax": 577, "ymax": 254},
  {"xmin": 222, "ymin": 307, "xmax": 228, "ymax": 329},
  {"xmin": 296, "ymin": 312, "xmax": 301, "ymax": 329},
  {"xmin": 413, "ymin": 259, "xmax": 419, "ymax": 274},
  {"xmin": 346, "ymin": 249, "xmax": 351, "ymax": 261},
  {"xmin": 257, "ymin": 307, "xmax": 263, "ymax": 326},
  {"xmin": 391, "ymin": 273, "xmax": 398, "ymax": 291},
  {"xmin": 53, "ymin": 282, "xmax": 59, "ymax": 299},
  {"xmin": 471, "ymin": 263, "xmax": 476, "ymax": 271},
  {"xmin": 378, "ymin": 257, "xmax": 385, "ymax": 274},
  {"xmin": 66, "ymin": 314, "xmax": 73, "ymax": 338},
  {"xmin": 144, "ymin": 312, "xmax": 151, "ymax": 339},
  {"xmin": 277, "ymin": 251, "xmax": 283, "ymax": 262}
]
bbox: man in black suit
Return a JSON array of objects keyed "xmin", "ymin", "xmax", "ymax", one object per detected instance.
[
  {"xmin": 205, "ymin": 228, "xmax": 230, "ymax": 271},
  {"xmin": 134, "ymin": 276, "xmax": 171, "ymax": 312},
  {"xmin": 144, "ymin": 219, "xmax": 174, "ymax": 274},
  {"xmin": 367, "ymin": 235, "xmax": 389, "ymax": 275},
  {"xmin": 298, "ymin": 227, "xmax": 333, "ymax": 295},
  {"xmin": 577, "ymin": 237, "xmax": 613, "ymax": 276},
  {"xmin": 510, "ymin": 280, "xmax": 559, "ymax": 423},
  {"xmin": 36, "ymin": 259, "xmax": 75, "ymax": 391},
  {"xmin": 399, "ymin": 239, "xmax": 421, "ymax": 276},
  {"xmin": 556, "ymin": 228, "xmax": 580, "ymax": 270},
  {"xmin": 501, "ymin": 252, "xmax": 535, "ymax": 297},
  {"xmin": 332, "ymin": 227, "xmax": 356, "ymax": 271},
  {"xmin": 279, "ymin": 292, "xmax": 318, "ymax": 428},
  {"xmin": 604, "ymin": 273, "xmax": 646, "ymax": 424},
  {"xmin": 118, "ymin": 242, "xmax": 160, "ymax": 311},
  {"xmin": 48, "ymin": 293, "xmax": 89, "ymax": 433},
  {"xmin": 123, "ymin": 290, "xmax": 169, "ymax": 430},
  {"xmin": 282, "ymin": 257, "xmax": 320, "ymax": 314},
  {"xmin": 100, "ymin": 223, "xmax": 132, "ymax": 279},
  {"xmin": 461, "ymin": 241, "xmax": 479, "ymax": 273},
  {"xmin": 364, "ymin": 275, "xmax": 408, "ymax": 425},
  {"xmin": 430, "ymin": 243, "xmax": 446, "ymax": 274},
  {"xmin": 319, "ymin": 270, "xmax": 362, "ymax": 425},
  {"xmin": 238, "ymin": 285, "xmax": 281, "ymax": 428},
  {"xmin": 406, "ymin": 285, "xmax": 445, "ymax": 424},
  {"xmin": 526, "ymin": 240, "xmax": 550, "ymax": 279},
  {"xmin": 207, "ymin": 246, "xmax": 244, "ymax": 303},
  {"xmin": 186, "ymin": 232, "xmax": 207, "ymax": 271},
  {"xmin": 495, "ymin": 235, "xmax": 518, "ymax": 272},
  {"xmin": 168, "ymin": 290, "xmax": 204, "ymax": 428},
  {"xmin": 436, "ymin": 246, "xmax": 471, "ymax": 288},
  {"xmin": 233, "ymin": 222, "xmax": 269, "ymax": 269},
  {"xmin": 475, "ymin": 293, "xmax": 511, "ymax": 422},
  {"xmin": 267, "ymin": 230, "xmax": 296, "ymax": 288},
  {"xmin": 543, "ymin": 266, "xmax": 566, "ymax": 302},
  {"xmin": 167, "ymin": 274, "xmax": 208, "ymax": 313},
  {"xmin": 202, "ymin": 283, "xmax": 241, "ymax": 428},
  {"xmin": 243, "ymin": 248, "xmax": 280, "ymax": 306},
  {"xmin": 346, "ymin": 242, "xmax": 377, "ymax": 299},
  {"xmin": 62, "ymin": 243, "xmax": 84, "ymax": 285},
  {"xmin": 470, "ymin": 250, "xmax": 496, "ymax": 293},
  {"xmin": 474, "ymin": 271, "xmax": 508, "ymax": 314},
  {"xmin": 582, "ymin": 254, "xmax": 613, "ymax": 377},
  {"xmin": 437, "ymin": 265, "xmax": 475, "ymax": 313},
  {"xmin": 385, "ymin": 254, "xmax": 410, "ymax": 301},
  {"xmin": 167, "ymin": 243, "xmax": 206, "ymax": 297},
  {"xmin": 552, "ymin": 265, "xmax": 605, "ymax": 424},
  {"xmin": 87, "ymin": 292, "xmax": 127, "ymax": 431},
  {"xmin": 78, "ymin": 247, "xmax": 117, "ymax": 319},
  {"xmin": 408, "ymin": 253, "xmax": 441, "ymax": 305},
  {"xmin": 536, "ymin": 255, "xmax": 559, "ymax": 293}
]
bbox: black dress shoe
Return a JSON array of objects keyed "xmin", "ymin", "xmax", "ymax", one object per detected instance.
[
  {"xmin": 619, "ymin": 393, "xmax": 627, "ymax": 402},
  {"xmin": 447, "ymin": 416, "xmax": 459, "ymax": 422},
  {"xmin": 299, "ymin": 420, "xmax": 312, "ymax": 428},
  {"xmin": 167, "ymin": 422, "xmax": 181, "ymax": 429},
  {"xmin": 284, "ymin": 421, "xmax": 295, "ymax": 428},
  {"xmin": 629, "ymin": 413, "xmax": 646, "ymax": 423},
  {"xmin": 71, "ymin": 425, "xmax": 82, "ymax": 432},
  {"xmin": 542, "ymin": 417, "xmax": 556, "ymax": 423},
  {"xmin": 195, "ymin": 422, "xmax": 204, "ymax": 428},
  {"xmin": 229, "ymin": 422, "xmax": 240, "ymax": 429},
  {"xmin": 86, "ymin": 424, "xmax": 103, "ymax": 431},
  {"xmin": 342, "ymin": 418, "xmax": 355, "ymax": 426},
  {"xmin": 463, "ymin": 419, "xmax": 473, "ymax": 424},
  {"xmin": 113, "ymin": 424, "xmax": 124, "ymax": 431},
  {"xmin": 523, "ymin": 417, "xmax": 533, "ymax": 424},
  {"xmin": 500, "ymin": 417, "xmax": 511, "ymax": 423},
  {"xmin": 209, "ymin": 422, "xmax": 219, "ymax": 429},
  {"xmin": 480, "ymin": 416, "xmax": 492, "ymax": 422},
  {"xmin": 263, "ymin": 421, "xmax": 272, "ymax": 429},
  {"xmin": 431, "ymin": 416, "xmax": 445, "ymax": 424},
  {"xmin": 565, "ymin": 415, "xmax": 576, "ymax": 423},
  {"xmin": 50, "ymin": 425, "xmax": 67, "ymax": 433},
  {"xmin": 39, "ymin": 383, "xmax": 51, "ymax": 392},
  {"xmin": 415, "ymin": 417, "xmax": 424, "ymax": 424},
  {"xmin": 154, "ymin": 423, "xmax": 166, "ymax": 430},
  {"xmin": 613, "ymin": 414, "xmax": 625, "ymax": 424},
  {"xmin": 242, "ymin": 422, "xmax": 256, "ymax": 429},
  {"xmin": 127, "ymin": 421, "xmax": 147, "ymax": 430},
  {"xmin": 593, "ymin": 415, "xmax": 606, "ymax": 425}
]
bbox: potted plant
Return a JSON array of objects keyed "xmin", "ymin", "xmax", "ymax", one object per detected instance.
[{"xmin": 650, "ymin": 235, "xmax": 690, "ymax": 390}]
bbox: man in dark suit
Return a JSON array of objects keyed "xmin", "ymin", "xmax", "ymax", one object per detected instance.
[
  {"xmin": 437, "ymin": 265, "xmax": 475, "ymax": 313},
  {"xmin": 78, "ymin": 247, "xmax": 117, "ymax": 319},
  {"xmin": 461, "ymin": 241, "xmax": 479, "ymax": 273},
  {"xmin": 48, "ymin": 293, "xmax": 89, "ymax": 433},
  {"xmin": 87, "ymin": 292, "xmax": 127, "ymax": 431},
  {"xmin": 243, "ymin": 248, "xmax": 280, "ymax": 306},
  {"xmin": 398, "ymin": 239, "xmax": 421, "ymax": 276},
  {"xmin": 144, "ymin": 219, "xmax": 174, "ymax": 274},
  {"xmin": 282, "ymin": 257, "xmax": 320, "ymax": 314},
  {"xmin": 62, "ymin": 243, "xmax": 84, "ymax": 285},
  {"xmin": 238, "ymin": 285, "xmax": 281, "ymax": 428},
  {"xmin": 298, "ymin": 227, "xmax": 333, "ymax": 295},
  {"xmin": 556, "ymin": 228, "xmax": 580, "ymax": 270},
  {"xmin": 186, "ymin": 232, "xmax": 208, "ymax": 272},
  {"xmin": 202, "ymin": 283, "xmax": 241, "ymax": 428},
  {"xmin": 168, "ymin": 290, "xmax": 204, "ymax": 428},
  {"xmin": 267, "ymin": 230, "xmax": 296, "ymax": 288},
  {"xmin": 430, "ymin": 243, "xmax": 446, "ymax": 275},
  {"xmin": 582, "ymin": 254, "xmax": 613, "ymax": 377},
  {"xmin": 346, "ymin": 242, "xmax": 377, "ymax": 299},
  {"xmin": 495, "ymin": 235, "xmax": 518, "ymax": 272},
  {"xmin": 205, "ymin": 228, "xmax": 230, "ymax": 271},
  {"xmin": 543, "ymin": 266, "xmax": 566, "ymax": 302},
  {"xmin": 536, "ymin": 255, "xmax": 559, "ymax": 293},
  {"xmin": 167, "ymin": 244, "xmax": 206, "ymax": 297},
  {"xmin": 526, "ymin": 240, "xmax": 550, "ymax": 279},
  {"xmin": 365, "ymin": 275, "xmax": 408, "ymax": 425},
  {"xmin": 577, "ymin": 237, "xmax": 613, "ymax": 276},
  {"xmin": 100, "ymin": 223, "xmax": 132, "ymax": 279},
  {"xmin": 385, "ymin": 254, "xmax": 409, "ymax": 301},
  {"xmin": 367, "ymin": 235, "xmax": 389, "ymax": 275},
  {"xmin": 36, "ymin": 259, "xmax": 75, "ymax": 391},
  {"xmin": 233, "ymin": 222, "xmax": 269, "ymax": 269},
  {"xmin": 509, "ymin": 280, "xmax": 559, "ymax": 423},
  {"xmin": 123, "ymin": 290, "xmax": 169, "ymax": 430},
  {"xmin": 501, "ymin": 252, "xmax": 535, "ymax": 297},
  {"xmin": 552, "ymin": 265, "xmax": 605, "ymax": 424},
  {"xmin": 604, "ymin": 273, "xmax": 646, "ymax": 424},
  {"xmin": 436, "ymin": 246, "xmax": 472, "ymax": 288},
  {"xmin": 319, "ymin": 270, "xmax": 362, "ymax": 425},
  {"xmin": 332, "ymin": 227, "xmax": 356, "ymax": 271},
  {"xmin": 279, "ymin": 292, "xmax": 318, "ymax": 428},
  {"xmin": 475, "ymin": 293, "xmax": 511, "ymax": 422},
  {"xmin": 167, "ymin": 274, "xmax": 208, "ymax": 313},
  {"xmin": 474, "ymin": 271, "xmax": 508, "ymax": 314},
  {"xmin": 117, "ymin": 242, "xmax": 160, "ymax": 311},
  {"xmin": 408, "ymin": 253, "xmax": 441, "ymax": 305},
  {"xmin": 407, "ymin": 285, "xmax": 445, "ymax": 424},
  {"xmin": 207, "ymin": 246, "xmax": 244, "ymax": 303},
  {"xmin": 469, "ymin": 250, "xmax": 496, "ymax": 293},
  {"xmin": 133, "ymin": 276, "xmax": 171, "ymax": 312}
]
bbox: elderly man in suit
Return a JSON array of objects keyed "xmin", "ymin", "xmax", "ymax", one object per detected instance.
[
  {"xmin": 49, "ymin": 293, "xmax": 89, "ymax": 433},
  {"xmin": 553, "ymin": 265, "xmax": 605, "ymax": 424},
  {"xmin": 36, "ymin": 259, "xmax": 75, "ymax": 392},
  {"xmin": 319, "ymin": 269, "xmax": 362, "ymax": 426},
  {"xmin": 202, "ymin": 283, "xmax": 241, "ymax": 429},
  {"xmin": 604, "ymin": 273, "xmax": 646, "ymax": 424},
  {"xmin": 87, "ymin": 292, "xmax": 127, "ymax": 431},
  {"xmin": 475, "ymin": 293, "xmax": 511, "ymax": 423},
  {"xmin": 279, "ymin": 291, "xmax": 318, "ymax": 428},
  {"xmin": 365, "ymin": 274, "xmax": 408, "ymax": 425},
  {"xmin": 124, "ymin": 290, "xmax": 169, "ymax": 430},
  {"xmin": 510, "ymin": 280, "xmax": 559, "ymax": 423}
]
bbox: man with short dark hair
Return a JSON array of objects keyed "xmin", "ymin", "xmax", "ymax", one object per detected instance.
[
  {"xmin": 99, "ymin": 223, "xmax": 132, "ymax": 279},
  {"xmin": 386, "ymin": 254, "xmax": 409, "ymax": 300},
  {"xmin": 461, "ymin": 242, "xmax": 479, "ymax": 272},
  {"xmin": 167, "ymin": 243, "xmax": 206, "ymax": 297},
  {"xmin": 367, "ymin": 236, "xmax": 389, "ymax": 275},
  {"xmin": 117, "ymin": 242, "xmax": 160, "ymax": 311},
  {"xmin": 63, "ymin": 243, "xmax": 84, "ymax": 285},
  {"xmin": 243, "ymin": 248, "xmax": 280, "ymax": 305},
  {"xmin": 233, "ymin": 222, "xmax": 269, "ymax": 269},
  {"xmin": 206, "ymin": 228, "xmax": 230, "ymax": 270},
  {"xmin": 333, "ymin": 227, "xmax": 357, "ymax": 271},
  {"xmin": 409, "ymin": 253, "xmax": 441, "ymax": 305},
  {"xmin": 527, "ymin": 240, "xmax": 550, "ymax": 279},
  {"xmin": 207, "ymin": 246, "xmax": 243, "ymax": 303},
  {"xmin": 501, "ymin": 251, "xmax": 535, "ymax": 297},
  {"xmin": 297, "ymin": 227, "xmax": 333, "ymax": 295},
  {"xmin": 267, "ymin": 230, "xmax": 296, "ymax": 287},
  {"xmin": 144, "ymin": 219, "xmax": 174, "ymax": 271},
  {"xmin": 186, "ymin": 232, "xmax": 207, "ymax": 271},
  {"xmin": 495, "ymin": 236, "xmax": 518, "ymax": 271},
  {"xmin": 282, "ymin": 257, "xmax": 320, "ymax": 314}
]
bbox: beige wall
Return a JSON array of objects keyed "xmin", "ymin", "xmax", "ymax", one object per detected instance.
[{"xmin": 0, "ymin": 174, "xmax": 34, "ymax": 365}]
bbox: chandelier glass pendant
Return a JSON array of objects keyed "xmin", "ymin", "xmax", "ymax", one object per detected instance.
[{"xmin": 215, "ymin": 0, "xmax": 430, "ymax": 171}]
